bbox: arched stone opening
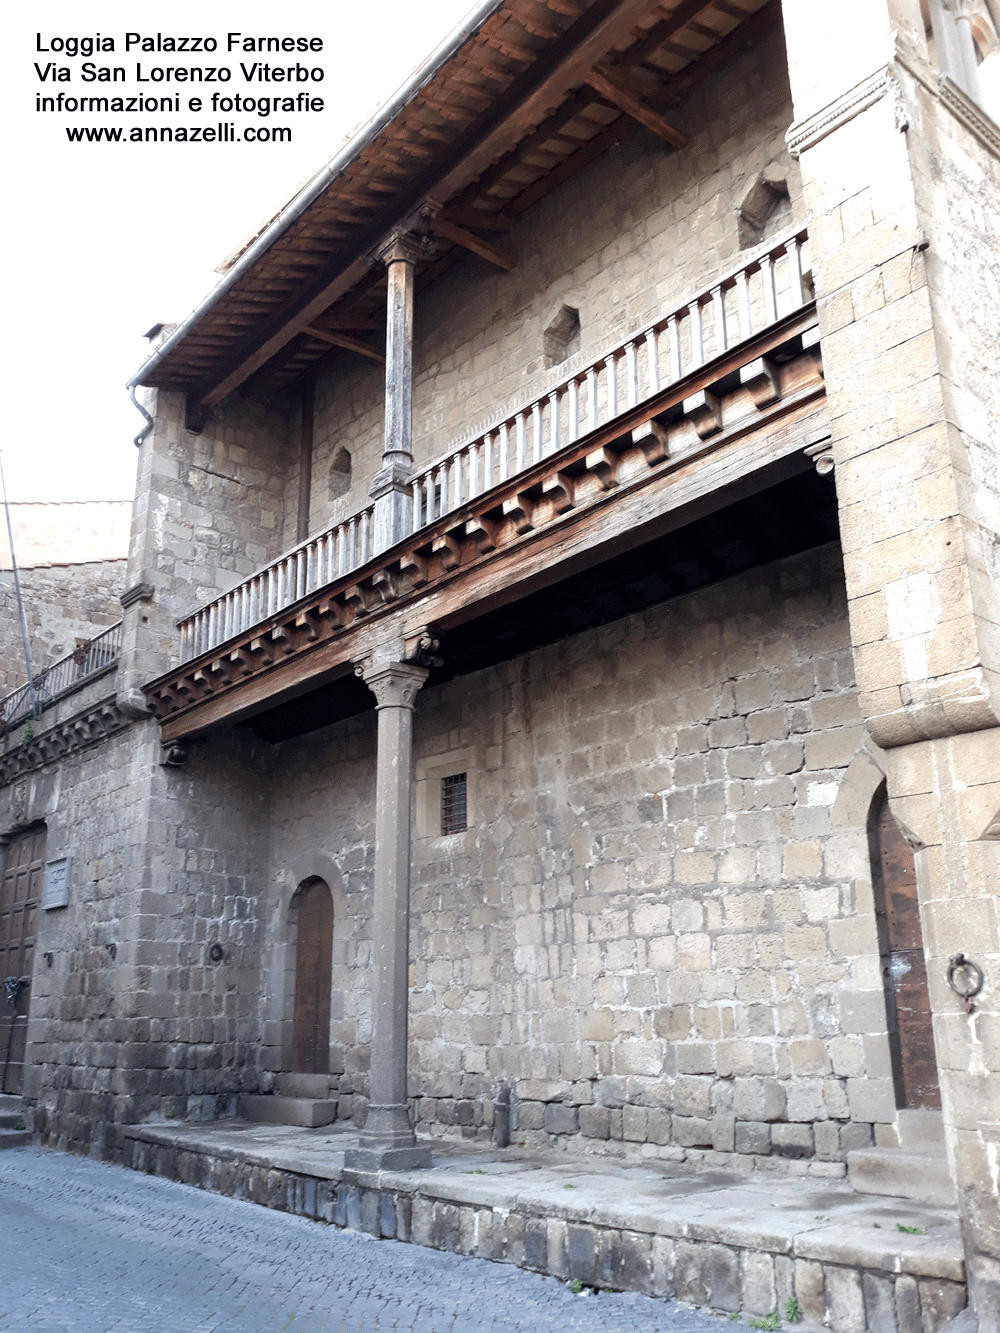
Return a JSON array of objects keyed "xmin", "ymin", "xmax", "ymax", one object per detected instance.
[{"xmin": 867, "ymin": 784, "xmax": 941, "ymax": 1110}]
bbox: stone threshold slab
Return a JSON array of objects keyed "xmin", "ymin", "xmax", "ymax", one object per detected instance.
[{"xmin": 119, "ymin": 1119, "xmax": 966, "ymax": 1331}]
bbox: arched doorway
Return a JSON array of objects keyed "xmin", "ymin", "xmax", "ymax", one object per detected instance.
[
  {"xmin": 868, "ymin": 787, "xmax": 940, "ymax": 1109},
  {"xmin": 0, "ymin": 825, "xmax": 44, "ymax": 1095},
  {"xmin": 291, "ymin": 878, "xmax": 333, "ymax": 1075}
]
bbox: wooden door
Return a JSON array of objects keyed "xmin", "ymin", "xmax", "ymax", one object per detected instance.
[
  {"xmin": 869, "ymin": 791, "xmax": 940, "ymax": 1110},
  {"xmin": 0, "ymin": 826, "xmax": 44, "ymax": 1095},
  {"xmin": 292, "ymin": 879, "xmax": 333, "ymax": 1074}
]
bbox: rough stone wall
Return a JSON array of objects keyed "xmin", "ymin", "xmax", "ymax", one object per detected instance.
[
  {"xmin": 262, "ymin": 543, "xmax": 892, "ymax": 1166},
  {"xmin": 299, "ymin": 22, "xmax": 803, "ymax": 543},
  {"xmin": 782, "ymin": 3, "xmax": 1000, "ymax": 1319},
  {"xmin": 902, "ymin": 55, "xmax": 1000, "ymax": 711},
  {"xmin": 0, "ymin": 559, "xmax": 125, "ymax": 695},
  {"xmin": 117, "ymin": 390, "xmax": 292, "ymax": 692},
  {"xmin": 6, "ymin": 718, "xmax": 276, "ymax": 1154}
]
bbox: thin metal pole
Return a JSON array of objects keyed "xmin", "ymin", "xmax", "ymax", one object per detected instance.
[{"xmin": 0, "ymin": 452, "xmax": 39, "ymax": 720}]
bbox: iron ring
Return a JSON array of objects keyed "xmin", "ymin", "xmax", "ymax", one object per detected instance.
[{"xmin": 947, "ymin": 953, "xmax": 984, "ymax": 1000}]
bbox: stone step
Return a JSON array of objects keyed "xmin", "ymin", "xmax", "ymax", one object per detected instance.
[
  {"xmin": 0, "ymin": 1094, "xmax": 24, "ymax": 1114},
  {"xmin": 897, "ymin": 1108, "xmax": 945, "ymax": 1152},
  {"xmin": 238, "ymin": 1095, "xmax": 337, "ymax": 1129},
  {"xmin": 848, "ymin": 1148, "xmax": 955, "ymax": 1208},
  {"xmin": 0, "ymin": 1129, "xmax": 31, "ymax": 1150},
  {"xmin": 0, "ymin": 1111, "xmax": 26, "ymax": 1130},
  {"xmin": 121, "ymin": 1119, "xmax": 967, "ymax": 1332},
  {"xmin": 277, "ymin": 1073, "xmax": 333, "ymax": 1100}
]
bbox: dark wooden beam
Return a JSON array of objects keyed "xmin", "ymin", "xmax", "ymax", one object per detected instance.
[
  {"xmin": 180, "ymin": 0, "xmax": 667, "ymax": 415},
  {"xmin": 504, "ymin": 116, "xmax": 633, "ymax": 218},
  {"xmin": 304, "ymin": 326, "xmax": 385, "ymax": 363},
  {"xmin": 624, "ymin": 0, "xmax": 715, "ymax": 67},
  {"xmin": 440, "ymin": 205, "xmax": 513, "ymax": 232},
  {"xmin": 585, "ymin": 63, "xmax": 688, "ymax": 147},
  {"xmin": 673, "ymin": 0, "xmax": 780, "ymax": 96},
  {"xmin": 430, "ymin": 215, "xmax": 515, "ymax": 270},
  {"xmin": 457, "ymin": 88, "xmax": 599, "ymax": 203}
]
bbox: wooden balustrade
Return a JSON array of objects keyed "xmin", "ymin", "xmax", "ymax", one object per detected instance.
[{"xmin": 177, "ymin": 227, "xmax": 809, "ymax": 663}]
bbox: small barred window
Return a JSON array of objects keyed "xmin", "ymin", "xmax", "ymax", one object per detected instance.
[{"xmin": 441, "ymin": 773, "xmax": 468, "ymax": 835}]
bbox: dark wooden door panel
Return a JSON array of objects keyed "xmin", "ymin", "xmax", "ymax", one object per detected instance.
[
  {"xmin": 871, "ymin": 795, "xmax": 940, "ymax": 1110},
  {"xmin": 292, "ymin": 880, "xmax": 333, "ymax": 1075},
  {"xmin": 1, "ymin": 826, "xmax": 45, "ymax": 1095}
]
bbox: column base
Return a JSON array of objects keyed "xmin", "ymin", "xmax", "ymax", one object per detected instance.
[
  {"xmin": 369, "ymin": 466, "xmax": 414, "ymax": 554},
  {"xmin": 344, "ymin": 1100, "xmax": 433, "ymax": 1172},
  {"xmin": 343, "ymin": 1142, "xmax": 433, "ymax": 1172}
]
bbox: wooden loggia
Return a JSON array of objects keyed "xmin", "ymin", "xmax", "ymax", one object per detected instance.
[{"xmin": 182, "ymin": 0, "xmax": 706, "ymax": 417}]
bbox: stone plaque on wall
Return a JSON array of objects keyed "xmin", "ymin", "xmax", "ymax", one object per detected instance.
[{"xmin": 42, "ymin": 856, "xmax": 72, "ymax": 910}]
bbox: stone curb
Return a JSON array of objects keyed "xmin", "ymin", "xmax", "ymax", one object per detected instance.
[{"xmin": 116, "ymin": 1121, "xmax": 966, "ymax": 1331}]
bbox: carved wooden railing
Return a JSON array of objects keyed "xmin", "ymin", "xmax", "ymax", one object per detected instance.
[
  {"xmin": 0, "ymin": 620, "xmax": 123, "ymax": 730},
  {"xmin": 178, "ymin": 226, "xmax": 809, "ymax": 663}
]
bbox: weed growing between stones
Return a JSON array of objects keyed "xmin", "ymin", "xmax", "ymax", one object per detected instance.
[{"xmin": 783, "ymin": 1295, "xmax": 802, "ymax": 1322}]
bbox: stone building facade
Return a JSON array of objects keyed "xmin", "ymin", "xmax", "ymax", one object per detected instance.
[
  {"xmin": 0, "ymin": 502, "xmax": 129, "ymax": 696},
  {"xmin": 1, "ymin": 2, "xmax": 997, "ymax": 1328}
]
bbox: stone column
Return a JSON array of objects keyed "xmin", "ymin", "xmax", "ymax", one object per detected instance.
[
  {"xmin": 370, "ymin": 231, "xmax": 426, "ymax": 555},
  {"xmin": 345, "ymin": 659, "xmax": 430, "ymax": 1171}
]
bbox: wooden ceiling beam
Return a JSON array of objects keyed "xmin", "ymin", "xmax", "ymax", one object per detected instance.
[
  {"xmin": 504, "ymin": 115, "xmax": 633, "ymax": 217},
  {"xmin": 585, "ymin": 63, "xmax": 688, "ymax": 147},
  {"xmin": 672, "ymin": 0, "xmax": 779, "ymax": 94},
  {"xmin": 183, "ymin": 0, "xmax": 667, "ymax": 414},
  {"xmin": 626, "ymin": 0, "xmax": 713, "ymax": 66},
  {"xmin": 430, "ymin": 214, "xmax": 516, "ymax": 270},
  {"xmin": 304, "ymin": 326, "xmax": 385, "ymax": 362},
  {"xmin": 325, "ymin": 315, "xmax": 384, "ymax": 331},
  {"xmin": 710, "ymin": 0, "xmax": 752, "ymax": 19},
  {"xmin": 457, "ymin": 88, "xmax": 598, "ymax": 203},
  {"xmin": 440, "ymin": 205, "xmax": 514, "ymax": 232}
]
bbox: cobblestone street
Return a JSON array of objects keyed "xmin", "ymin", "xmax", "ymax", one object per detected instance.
[{"xmin": 1, "ymin": 1148, "xmax": 730, "ymax": 1333}]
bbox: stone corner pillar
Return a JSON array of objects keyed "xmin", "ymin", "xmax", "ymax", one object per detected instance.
[
  {"xmin": 344, "ymin": 657, "xmax": 431, "ymax": 1173},
  {"xmin": 369, "ymin": 230, "xmax": 432, "ymax": 557}
]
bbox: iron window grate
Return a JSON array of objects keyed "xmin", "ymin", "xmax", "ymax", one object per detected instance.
[{"xmin": 441, "ymin": 773, "xmax": 468, "ymax": 835}]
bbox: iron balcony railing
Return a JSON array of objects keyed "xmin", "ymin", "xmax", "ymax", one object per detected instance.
[
  {"xmin": 0, "ymin": 620, "xmax": 123, "ymax": 731},
  {"xmin": 179, "ymin": 225, "xmax": 811, "ymax": 663}
]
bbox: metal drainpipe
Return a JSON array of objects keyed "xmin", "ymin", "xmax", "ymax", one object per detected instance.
[
  {"xmin": 129, "ymin": 385, "xmax": 154, "ymax": 448},
  {"xmin": 124, "ymin": 0, "xmax": 506, "ymax": 424}
]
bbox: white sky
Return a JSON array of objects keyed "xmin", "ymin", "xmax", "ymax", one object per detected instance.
[{"xmin": 4, "ymin": 0, "xmax": 478, "ymax": 503}]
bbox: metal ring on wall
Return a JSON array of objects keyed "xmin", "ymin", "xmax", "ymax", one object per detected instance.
[{"xmin": 947, "ymin": 954, "xmax": 985, "ymax": 1013}]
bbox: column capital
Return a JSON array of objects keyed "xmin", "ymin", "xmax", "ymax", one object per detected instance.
[
  {"xmin": 376, "ymin": 229, "xmax": 434, "ymax": 268},
  {"xmin": 357, "ymin": 660, "xmax": 428, "ymax": 710}
]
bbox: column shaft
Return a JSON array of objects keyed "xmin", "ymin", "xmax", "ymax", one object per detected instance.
[
  {"xmin": 371, "ymin": 231, "xmax": 426, "ymax": 554},
  {"xmin": 345, "ymin": 660, "xmax": 430, "ymax": 1172},
  {"xmin": 383, "ymin": 248, "xmax": 414, "ymax": 472}
]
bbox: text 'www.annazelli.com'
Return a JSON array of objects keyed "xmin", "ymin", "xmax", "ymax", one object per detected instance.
[{"xmin": 65, "ymin": 123, "xmax": 290, "ymax": 142}]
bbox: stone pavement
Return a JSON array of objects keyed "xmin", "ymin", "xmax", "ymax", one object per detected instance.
[
  {"xmin": 111, "ymin": 1119, "xmax": 968, "ymax": 1331},
  {"xmin": 2, "ymin": 1145, "xmax": 731, "ymax": 1332}
]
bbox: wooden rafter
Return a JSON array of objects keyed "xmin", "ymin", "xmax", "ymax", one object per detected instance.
[
  {"xmin": 431, "ymin": 215, "xmax": 515, "ymax": 270},
  {"xmin": 304, "ymin": 327, "xmax": 385, "ymax": 362},
  {"xmin": 183, "ymin": 0, "xmax": 670, "ymax": 414},
  {"xmin": 165, "ymin": 0, "xmax": 777, "ymax": 408},
  {"xmin": 585, "ymin": 63, "xmax": 688, "ymax": 147}
]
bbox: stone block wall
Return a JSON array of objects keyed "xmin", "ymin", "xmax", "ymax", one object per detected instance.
[
  {"xmin": 0, "ymin": 559, "xmax": 125, "ymax": 696},
  {"xmin": 118, "ymin": 389, "xmax": 292, "ymax": 693},
  {"xmin": 296, "ymin": 22, "xmax": 804, "ymax": 546},
  {"xmin": 6, "ymin": 715, "xmax": 278, "ymax": 1154},
  {"xmin": 263, "ymin": 542, "xmax": 896, "ymax": 1166},
  {"xmin": 902, "ymin": 49, "xmax": 1000, "ymax": 713}
]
